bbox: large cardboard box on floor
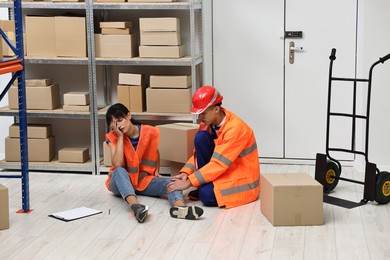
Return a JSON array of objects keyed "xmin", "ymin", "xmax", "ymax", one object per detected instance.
[
  {"xmin": 8, "ymin": 84, "xmax": 60, "ymax": 110},
  {"xmin": 157, "ymin": 123, "xmax": 199, "ymax": 163},
  {"xmin": 58, "ymin": 147, "xmax": 89, "ymax": 163},
  {"xmin": 9, "ymin": 124, "xmax": 52, "ymax": 139},
  {"xmin": 25, "ymin": 15, "xmax": 56, "ymax": 57},
  {"xmin": 139, "ymin": 45, "xmax": 185, "ymax": 59},
  {"xmin": 146, "ymin": 87, "xmax": 191, "ymax": 113},
  {"xmin": 55, "ymin": 16, "xmax": 86, "ymax": 57},
  {"xmin": 95, "ymin": 34, "xmax": 137, "ymax": 58},
  {"xmin": 140, "ymin": 31, "xmax": 181, "ymax": 46},
  {"xmin": 5, "ymin": 136, "xmax": 55, "ymax": 162},
  {"xmin": 139, "ymin": 17, "xmax": 180, "ymax": 32},
  {"xmin": 150, "ymin": 75, "xmax": 191, "ymax": 89},
  {"xmin": 260, "ymin": 173, "xmax": 323, "ymax": 226},
  {"xmin": 0, "ymin": 184, "xmax": 9, "ymax": 230}
]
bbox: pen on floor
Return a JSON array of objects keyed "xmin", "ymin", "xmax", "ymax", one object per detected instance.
[{"xmin": 109, "ymin": 209, "xmax": 111, "ymax": 215}]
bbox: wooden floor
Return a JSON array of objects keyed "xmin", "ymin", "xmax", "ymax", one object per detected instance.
[{"xmin": 0, "ymin": 164, "xmax": 389, "ymax": 260}]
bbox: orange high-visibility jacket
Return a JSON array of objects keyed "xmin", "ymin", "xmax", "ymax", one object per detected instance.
[
  {"xmin": 181, "ymin": 108, "xmax": 260, "ymax": 208},
  {"xmin": 105, "ymin": 125, "xmax": 160, "ymax": 191}
]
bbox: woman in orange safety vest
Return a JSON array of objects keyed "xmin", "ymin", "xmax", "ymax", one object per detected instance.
[
  {"xmin": 105, "ymin": 103, "xmax": 203, "ymax": 222},
  {"xmin": 167, "ymin": 86, "xmax": 260, "ymax": 209}
]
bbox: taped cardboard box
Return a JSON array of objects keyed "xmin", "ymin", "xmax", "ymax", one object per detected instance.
[
  {"xmin": 129, "ymin": 0, "xmax": 176, "ymax": 2},
  {"xmin": 150, "ymin": 75, "xmax": 191, "ymax": 89},
  {"xmin": 100, "ymin": 21, "xmax": 131, "ymax": 29},
  {"xmin": 9, "ymin": 124, "xmax": 52, "ymax": 139},
  {"xmin": 8, "ymin": 84, "xmax": 60, "ymax": 110},
  {"xmin": 0, "ymin": 184, "xmax": 9, "ymax": 230},
  {"xmin": 139, "ymin": 45, "xmax": 185, "ymax": 59},
  {"xmin": 140, "ymin": 31, "xmax": 181, "ymax": 46},
  {"xmin": 25, "ymin": 78, "xmax": 53, "ymax": 87},
  {"xmin": 157, "ymin": 123, "xmax": 198, "ymax": 163},
  {"xmin": 63, "ymin": 92, "xmax": 90, "ymax": 106},
  {"xmin": 5, "ymin": 136, "xmax": 55, "ymax": 162},
  {"xmin": 118, "ymin": 73, "xmax": 143, "ymax": 86},
  {"xmin": 117, "ymin": 85, "xmax": 146, "ymax": 112},
  {"xmin": 102, "ymin": 28, "xmax": 131, "ymax": 35},
  {"xmin": 139, "ymin": 17, "xmax": 180, "ymax": 32},
  {"xmin": 95, "ymin": 34, "xmax": 137, "ymax": 58},
  {"xmin": 25, "ymin": 15, "xmax": 56, "ymax": 57},
  {"xmin": 260, "ymin": 173, "xmax": 323, "ymax": 226},
  {"xmin": 55, "ymin": 16, "xmax": 86, "ymax": 58},
  {"xmin": 58, "ymin": 147, "xmax": 89, "ymax": 163},
  {"xmin": 146, "ymin": 87, "xmax": 191, "ymax": 113}
]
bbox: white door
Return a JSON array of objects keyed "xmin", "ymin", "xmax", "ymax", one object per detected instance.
[
  {"xmin": 212, "ymin": 0, "xmax": 357, "ymax": 159},
  {"xmin": 212, "ymin": 0, "xmax": 285, "ymax": 158},
  {"xmin": 284, "ymin": 0, "xmax": 357, "ymax": 159}
]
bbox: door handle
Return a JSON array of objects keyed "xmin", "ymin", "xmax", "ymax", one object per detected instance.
[{"xmin": 289, "ymin": 41, "xmax": 304, "ymax": 64}]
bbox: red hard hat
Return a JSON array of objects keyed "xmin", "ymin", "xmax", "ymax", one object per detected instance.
[{"xmin": 190, "ymin": 86, "xmax": 223, "ymax": 114}]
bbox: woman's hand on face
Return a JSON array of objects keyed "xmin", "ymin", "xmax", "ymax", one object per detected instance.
[{"xmin": 111, "ymin": 119, "xmax": 123, "ymax": 137}]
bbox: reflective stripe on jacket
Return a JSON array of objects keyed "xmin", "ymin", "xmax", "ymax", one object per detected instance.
[
  {"xmin": 105, "ymin": 124, "xmax": 159, "ymax": 191},
  {"xmin": 181, "ymin": 108, "xmax": 260, "ymax": 208}
]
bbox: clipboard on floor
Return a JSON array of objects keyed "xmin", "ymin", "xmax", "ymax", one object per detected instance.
[{"xmin": 49, "ymin": 207, "xmax": 102, "ymax": 222}]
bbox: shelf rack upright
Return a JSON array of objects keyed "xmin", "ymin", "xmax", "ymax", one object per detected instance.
[{"xmin": 0, "ymin": 0, "xmax": 30, "ymax": 212}]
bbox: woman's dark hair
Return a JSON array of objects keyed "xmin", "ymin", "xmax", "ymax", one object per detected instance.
[{"xmin": 106, "ymin": 103, "xmax": 138, "ymax": 126}]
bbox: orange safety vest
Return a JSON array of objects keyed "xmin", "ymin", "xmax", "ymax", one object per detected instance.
[
  {"xmin": 181, "ymin": 108, "xmax": 260, "ymax": 209},
  {"xmin": 105, "ymin": 124, "xmax": 160, "ymax": 191}
]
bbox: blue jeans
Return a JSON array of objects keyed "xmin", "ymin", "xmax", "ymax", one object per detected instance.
[
  {"xmin": 194, "ymin": 131, "xmax": 218, "ymax": 207},
  {"xmin": 109, "ymin": 167, "xmax": 184, "ymax": 206}
]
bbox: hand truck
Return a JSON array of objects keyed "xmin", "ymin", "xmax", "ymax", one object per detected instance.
[{"xmin": 315, "ymin": 48, "xmax": 390, "ymax": 207}]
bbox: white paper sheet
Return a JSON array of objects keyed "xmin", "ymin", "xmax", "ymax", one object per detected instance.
[{"xmin": 49, "ymin": 207, "xmax": 102, "ymax": 222}]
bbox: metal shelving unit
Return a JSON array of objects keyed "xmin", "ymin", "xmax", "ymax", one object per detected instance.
[{"xmin": 0, "ymin": 0, "xmax": 203, "ymax": 176}]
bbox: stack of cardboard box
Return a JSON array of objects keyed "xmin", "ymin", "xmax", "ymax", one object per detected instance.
[
  {"xmin": 63, "ymin": 92, "xmax": 90, "ymax": 112},
  {"xmin": 117, "ymin": 73, "xmax": 146, "ymax": 112},
  {"xmin": 25, "ymin": 15, "xmax": 86, "ymax": 58},
  {"xmin": 95, "ymin": 21, "xmax": 136, "ymax": 58},
  {"xmin": 146, "ymin": 75, "xmax": 192, "ymax": 113},
  {"xmin": 8, "ymin": 79, "xmax": 60, "ymax": 110},
  {"xmin": 139, "ymin": 17, "xmax": 184, "ymax": 58},
  {"xmin": 5, "ymin": 124, "xmax": 55, "ymax": 162}
]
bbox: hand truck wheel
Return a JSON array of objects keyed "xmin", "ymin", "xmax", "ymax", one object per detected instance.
[
  {"xmin": 324, "ymin": 161, "xmax": 340, "ymax": 193},
  {"xmin": 375, "ymin": 171, "xmax": 390, "ymax": 204}
]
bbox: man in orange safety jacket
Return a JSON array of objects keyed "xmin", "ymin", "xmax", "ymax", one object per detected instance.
[{"xmin": 167, "ymin": 86, "xmax": 260, "ymax": 208}]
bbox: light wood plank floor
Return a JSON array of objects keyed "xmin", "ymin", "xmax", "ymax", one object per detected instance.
[{"xmin": 0, "ymin": 164, "xmax": 389, "ymax": 260}]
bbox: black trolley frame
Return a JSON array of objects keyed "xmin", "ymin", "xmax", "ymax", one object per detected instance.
[{"xmin": 315, "ymin": 48, "xmax": 390, "ymax": 207}]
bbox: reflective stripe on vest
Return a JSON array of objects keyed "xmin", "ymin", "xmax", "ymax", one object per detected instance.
[
  {"xmin": 239, "ymin": 142, "xmax": 257, "ymax": 158},
  {"xmin": 108, "ymin": 166, "xmax": 138, "ymax": 176},
  {"xmin": 141, "ymin": 159, "xmax": 157, "ymax": 167},
  {"xmin": 184, "ymin": 163, "xmax": 195, "ymax": 172},
  {"xmin": 212, "ymin": 152, "xmax": 232, "ymax": 167},
  {"xmin": 138, "ymin": 171, "xmax": 149, "ymax": 182},
  {"xmin": 221, "ymin": 179, "xmax": 260, "ymax": 196},
  {"xmin": 194, "ymin": 170, "xmax": 207, "ymax": 185}
]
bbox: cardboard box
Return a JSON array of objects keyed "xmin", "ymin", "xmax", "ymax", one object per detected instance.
[
  {"xmin": 55, "ymin": 16, "xmax": 86, "ymax": 57},
  {"xmin": 157, "ymin": 123, "xmax": 198, "ymax": 163},
  {"xmin": 25, "ymin": 78, "xmax": 53, "ymax": 87},
  {"xmin": 139, "ymin": 45, "xmax": 185, "ymax": 58},
  {"xmin": 139, "ymin": 17, "xmax": 180, "ymax": 32},
  {"xmin": 25, "ymin": 15, "xmax": 56, "ymax": 57},
  {"xmin": 117, "ymin": 85, "xmax": 146, "ymax": 112},
  {"xmin": 128, "ymin": 0, "xmax": 176, "ymax": 2},
  {"xmin": 0, "ymin": 20, "xmax": 15, "ymax": 32},
  {"xmin": 5, "ymin": 136, "xmax": 55, "ymax": 162},
  {"xmin": 100, "ymin": 21, "xmax": 131, "ymax": 29},
  {"xmin": 0, "ymin": 184, "xmax": 9, "ymax": 230},
  {"xmin": 95, "ymin": 34, "xmax": 137, "ymax": 58},
  {"xmin": 150, "ymin": 75, "xmax": 191, "ymax": 89},
  {"xmin": 140, "ymin": 31, "xmax": 181, "ymax": 46},
  {"xmin": 103, "ymin": 141, "xmax": 111, "ymax": 166},
  {"xmin": 58, "ymin": 147, "xmax": 89, "ymax": 163},
  {"xmin": 2, "ymin": 31, "xmax": 15, "ymax": 57},
  {"xmin": 118, "ymin": 73, "xmax": 143, "ymax": 86},
  {"xmin": 9, "ymin": 124, "xmax": 52, "ymax": 139},
  {"xmin": 63, "ymin": 104, "xmax": 90, "ymax": 112},
  {"xmin": 102, "ymin": 28, "xmax": 131, "ymax": 35},
  {"xmin": 97, "ymin": 0, "xmax": 126, "ymax": 2},
  {"xmin": 260, "ymin": 173, "xmax": 323, "ymax": 226},
  {"xmin": 63, "ymin": 92, "xmax": 90, "ymax": 106},
  {"xmin": 146, "ymin": 87, "xmax": 191, "ymax": 113},
  {"xmin": 8, "ymin": 84, "xmax": 60, "ymax": 110}
]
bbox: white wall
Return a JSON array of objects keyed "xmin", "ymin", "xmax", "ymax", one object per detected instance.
[{"xmin": 0, "ymin": 8, "xmax": 13, "ymax": 159}]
